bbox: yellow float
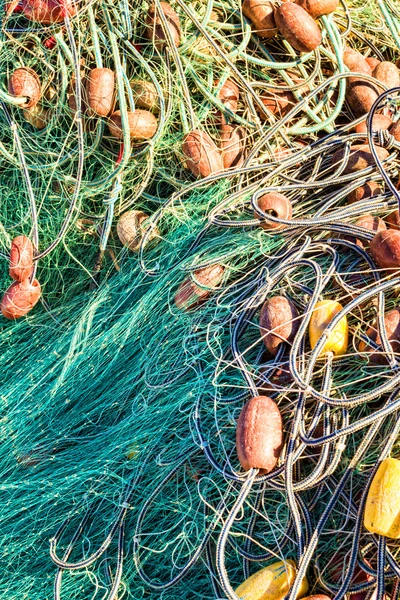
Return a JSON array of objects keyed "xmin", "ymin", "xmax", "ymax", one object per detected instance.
[
  {"xmin": 364, "ymin": 458, "xmax": 400, "ymax": 538},
  {"xmin": 235, "ymin": 559, "xmax": 308, "ymax": 600},
  {"xmin": 309, "ymin": 300, "xmax": 348, "ymax": 357}
]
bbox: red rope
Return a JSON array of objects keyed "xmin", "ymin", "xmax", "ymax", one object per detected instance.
[{"xmin": 116, "ymin": 144, "xmax": 124, "ymax": 166}]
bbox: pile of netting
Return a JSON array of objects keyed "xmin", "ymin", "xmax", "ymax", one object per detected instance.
[{"xmin": 2, "ymin": 0, "xmax": 400, "ymax": 599}]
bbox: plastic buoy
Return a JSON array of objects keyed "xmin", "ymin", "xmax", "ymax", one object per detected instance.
[
  {"xmin": 235, "ymin": 559, "xmax": 308, "ymax": 600},
  {"xmin": 364, "ymin": 458, "xmax": 400, "ymax": 538},
  {"xmin": 309, "ymin": 300, "xmax": 348, "ymax": 357}
]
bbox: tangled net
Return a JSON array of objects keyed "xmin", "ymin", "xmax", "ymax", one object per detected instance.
[{"xmin": 2, "ymin": 0, "xmax": 400, "ymax": 599}]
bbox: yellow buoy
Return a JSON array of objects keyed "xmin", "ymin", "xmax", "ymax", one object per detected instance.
[
  {"xmin": 364, "ymin": 458, "xmax": 400, "ymax": 538},
  {"xmin": 309, "ymin": 300, "xmax": 348, "ymax": 357},
  {"xmin": 235, "ymin": 559, "xmax": 308, "ymax": 600}
]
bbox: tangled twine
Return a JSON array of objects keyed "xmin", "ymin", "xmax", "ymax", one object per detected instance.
[{"xmin": 2, "ymin": 0, "xmax": 400, "ymax": 599}]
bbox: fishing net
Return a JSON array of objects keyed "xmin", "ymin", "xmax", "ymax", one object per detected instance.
[{"xmin": 1, "ymin": 0, "xmax": 400, "ymax": 599}]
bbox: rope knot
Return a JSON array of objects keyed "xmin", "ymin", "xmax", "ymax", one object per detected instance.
[
  {"xmin": 377, "ymin": 129, "xmax": 396, "ymax": 150},
  {"xmin": 103, "ymin": 179, "xmax": 123, "ymax": 206}
]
